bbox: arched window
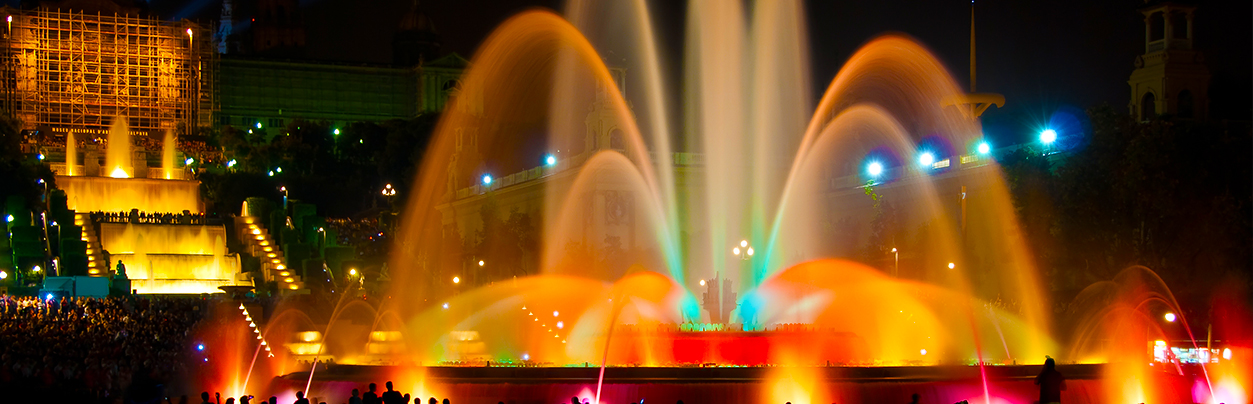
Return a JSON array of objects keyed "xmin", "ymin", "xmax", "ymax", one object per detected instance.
[
  {"xmin": 1141, "ymin": 92, "xmax": 1157, "ymax": 121},
  {"xmin": 608, "ymin": 128, "xmax": 625, "ymax": 150},
  {"xmin": 1171, "ymin": 11, "xmax": 1188, "ymax": 39},
  {"xmin": 1149, "ymin": 12, "xmax": 1165, "ymax": 41},
  {"xmin": 1177, "ymin": 90, "xmax": 1194, "ymax": 118}
]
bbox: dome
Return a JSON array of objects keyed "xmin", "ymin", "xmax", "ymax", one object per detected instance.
[{"xmin": 399, "ymin": 1, "xmax": 436, "ymax": 34}]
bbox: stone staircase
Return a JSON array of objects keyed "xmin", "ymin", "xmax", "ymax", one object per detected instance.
[
  {"xmin": 75, "ymin": 213, "xmax": 106, "ymax": 276},
  {"xmin": 236, "ymin": 216, "xmax": 304, "ymax": 292}
]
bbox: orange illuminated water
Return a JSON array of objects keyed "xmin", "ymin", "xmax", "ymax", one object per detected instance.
[
  {"xmin": 382, "ymin": 6, "xmax": 1055, "ymax": 367},
  {"xmin": 231, "ymin": 4, "xmax": 1244, "ymax": 404}
]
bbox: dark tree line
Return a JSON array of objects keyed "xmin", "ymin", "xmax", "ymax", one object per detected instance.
[{"xmin": 1004, "ymin": 106, "xmax": 1252, "ymax": 317}]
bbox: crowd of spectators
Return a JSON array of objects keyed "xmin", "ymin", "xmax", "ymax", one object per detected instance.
[
  {"xmin": 325, "ymin": 218, "xmax": 388, "ymax": 258},
  {"xmin": 0, "ymin": 295, "xmax": 206, "ymax": 401},
  {"xmin": 93, "ymin": 210, "xmax": 215, "ymax": 225}
]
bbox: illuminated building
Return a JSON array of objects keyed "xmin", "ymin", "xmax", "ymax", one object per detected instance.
[{"xmin": 0, "ymin": 5, "xmax": 216, "ymax": 137}]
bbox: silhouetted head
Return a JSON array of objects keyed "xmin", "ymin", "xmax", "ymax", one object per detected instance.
[
  {"xmin": 1044, "ymin": 357, "xmax": 1056, "ymax": 370},
  {"xmin": 429, "ymin": 398, "xmax": 438, "ymax": 404},
  {"xmin": 369, "ymin": 383, "xmax": 378, "ymax": 392},
  {"xmin": 442, "ymin": 399, "xmax": 450, "ymax": 404},
  {"xmin": 296, "ymin": 391, "xmax": 304, "ymax": 399},
  {"xmin": 572, "ymin": 397, "xmax": 580, "ymax": 404},
  {"xmin": 225, "ymin": 398, "xmax": 234, "ymax": 404},
  {"xmin": 911, "ymin": 393, "xmax": 920, "ymax": 403},
  {"xmin": 352, "ymin": 389, "xmax": 359, "ymax": 397},
  {"xmin": 386, "ymin": 381, "xmax": 394, "ymax": 391},
  {"xmin": 202, "ymin": 392, "xmax": 210, "ymax": 402}
]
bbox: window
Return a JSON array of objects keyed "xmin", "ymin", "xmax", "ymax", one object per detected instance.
[
  {"xmin": 269, "ymin": 118, "xmax": 284, "ymax": 128},
  {"xmin": 609, "ymin": 128, "xmax": 625, "ymax": 150},
  {"xmin": 1177, "ymin": 90, "xmax": 1194, "ymax": 118},
  {"xmin": 1171, "ymin": 12, "xmax": 1188, "ymax": 39},
  {"xmin": 1149, "ymin": 12, "xmax": 1165, "ymax": 41},
  {"xmin": 1141, "ymin": 93, "xmax": 1156, "ymax": 121}
]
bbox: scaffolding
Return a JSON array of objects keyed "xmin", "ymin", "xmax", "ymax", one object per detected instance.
[{"xmin": 0, "ymin": 7, "xmax": 216, "ymax": 136}]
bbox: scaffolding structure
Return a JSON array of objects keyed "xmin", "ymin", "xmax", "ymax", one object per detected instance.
[{"xmin": 0, "ymin": 7, "xmax": 216, "ymax": 136}]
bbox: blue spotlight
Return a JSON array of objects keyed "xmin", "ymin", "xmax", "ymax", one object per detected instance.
[
  {"xmin": 977, "ymin": 142, "xmax": 991, "ymax": 155},
  {"xmin": 545, "ymin": 154, "xmax": 557, "ymax": 167},
  {"xmin": 918, "ymin": 152, "xmax": 935, "ymax": 168},
  {"xmin": 867, "ymin": 162, "xmax": 883, "ymax": 177},
  {"xmin": 482, "ymin": 174, "xmax": 492, "ymax": 186},
  {"xmin": 1040, "ymin": 129, "xmax": 1057, "ymax": 144}
]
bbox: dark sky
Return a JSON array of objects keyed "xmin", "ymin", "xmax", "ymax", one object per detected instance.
[{"xmin": 11, "ymin": 0, "xmax": 1252, "ymax": 146}]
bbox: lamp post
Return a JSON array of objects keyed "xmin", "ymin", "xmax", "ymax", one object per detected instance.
[
  {"xmin": 381, "ymin": 184, "xmax": 396, "ymax": 208},
  {"xmin": 891, "ymin": 247, "xmax": 899, "ymax": 277},
  {"xmin": 731, "ymin": 239, "xmax": 754, "ymax": 261}
]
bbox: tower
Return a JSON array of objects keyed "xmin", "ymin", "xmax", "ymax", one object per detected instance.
[
  {"xmin": 216, "ymin": 0, "xmax": 233, "ymax": 54},
  {"xmin": 251, "ymin": 0, "xmax": 305, "ymax": 57},
  {"xmin": 394, "ymin": 0, "xmax": 441, "ymax": 66},
  {"xmin": 1128, "ymin": 2, "xmax": 1209, "ymax": 121}
]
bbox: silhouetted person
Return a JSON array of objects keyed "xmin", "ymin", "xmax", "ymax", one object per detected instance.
[
  {"xmin": 202, "ymin": 392, "xmax": 212, "ymax": 404},
  {"xmin": 364, "ymin": 383, "xmax": 380, "ymax": 404},
  {"xmin": 294, "ymin": 391, "xmax": 310, "ymax": 404},
  {"xmin": 572, "ymin": 397, "xmax": 580, "ymax": 404},
  {"xmin": 441, "ymin": 399, "xmax": 449, "ymax": 404},
  {"xmin": 428, "ymin": 398, "xmax": 437, "ymax": 404},
  {"xmin": 349, "ymin": 389, "xmax": 362, "ymax": 404},
  {"xmin": 1035, "ymin": 357, "xmax": 1066, "ymax": 404},
  {"xmin": 226, "ymin": 398, "xmax": 235, "ymax": 404},
  {"xmin": 381, "ymin": 381, "xmax": 404, "ymax": 404},
  {"xmin": 270, "ymin": 396, "xmax": 278, "ymax": 404},
  {"xmin": 908, "ymin": 393, "xmax": 920, "ymax": 404}
]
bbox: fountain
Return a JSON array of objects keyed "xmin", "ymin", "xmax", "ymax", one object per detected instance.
[
  {"xmin": 163, "ymin": 129, "xmax": 178, "ymax": 180},
  {"xmin": 242, "ymin": 3, "xmax": 1245, "ymax": 404},
  {"xmin": 106, "ymin": 116, "xmax": 132, "ymax": 178},
  {"xmin": 65, "ymin": 131, "xmax": 77, "ymax": 176}
]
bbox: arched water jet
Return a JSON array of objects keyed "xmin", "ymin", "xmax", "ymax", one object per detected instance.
[
  {"xmin": 388, "ymin": 10, "xmax": 680, "ymax": 316},
  {"xmin": 564, "ymin": 0, "xmax": 681, "ymax": 282},
  {"xmin": 542, "ymin": 150, "xmax": 679, "ymax": 285}
]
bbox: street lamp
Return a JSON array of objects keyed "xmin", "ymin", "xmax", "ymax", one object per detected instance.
[
  {"xmin": 732, "ymin": 239, "xmax": 754, "ymax": 260},
  {"xmin": 891, "ymin": 248, "xmax": 899, "ymax": 277}
]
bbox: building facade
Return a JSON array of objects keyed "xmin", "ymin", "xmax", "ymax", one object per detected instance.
[
  {"xmin": 1127, "ymin": 2, "xmax": 1210, "ymax": 121},
  {"xmin": 0, "ymin": 6, "xmax": 216, "ymax": 137}
]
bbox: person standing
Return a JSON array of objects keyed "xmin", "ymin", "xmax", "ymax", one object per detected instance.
[
  {"xmin": 363, "ymin": 383, "xmax": 380, "ymax": 404},
  {"xmin": 1035, "ymin": 357, "xmax": 1066, "ymax": 404},
  {"xmin": 381, "ymin": 381, "xmax": 404, "ymax": 404}
]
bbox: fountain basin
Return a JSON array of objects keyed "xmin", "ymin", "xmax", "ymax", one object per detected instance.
[
  {"xmin": 58, "ymin": 175, "xmax": 202, "ymax": 213},
  {"xmin": 278, "ymin": 364, "xmax": 1196, "ymax": 404}
]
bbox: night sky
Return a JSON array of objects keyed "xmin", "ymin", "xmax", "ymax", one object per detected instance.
[{"xmin": 11, "ymin": 0, "xmax": 1252, "ymax": 147}]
